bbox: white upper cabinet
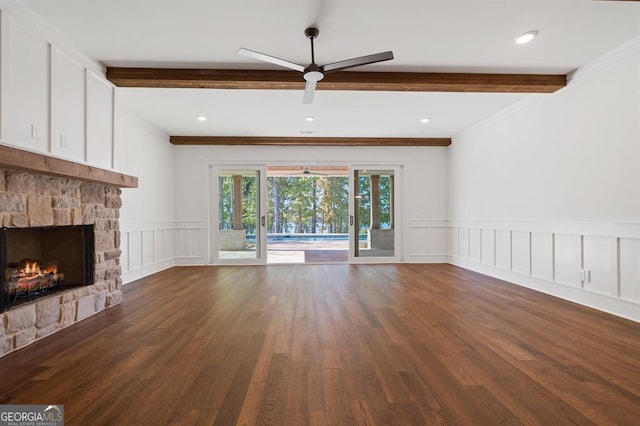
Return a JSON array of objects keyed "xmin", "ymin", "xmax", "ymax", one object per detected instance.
[
  {"xmin": 2, "ymin": 14, "xmax": 50, "ymax": 152},
  {"xmin": 51, "ymin": 48, "xmax": 86, "ymax": 162},
  {"xmin": 86, "ymin": 71, "xmax": 115, "ymax": 169}
]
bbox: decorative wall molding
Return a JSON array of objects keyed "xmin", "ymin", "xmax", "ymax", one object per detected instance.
[
  {"xmin": 449, "ymin": 219, "xmax": 640, "ymax": 238},
  {"xmin": 406, "ymin": 218, "xmax": 449, "ymax": 261},
  {"xmin": 120, "ymin": 222, "xmax": 176, "ymax": 283},
  {"xmin": 447, "ymin": 220, "xmax": 640, "ymax": 323},
  {"xmin": 120, "ymin": 217, "xmax": 640, "ymax": 323},
  {"xmin": 174, "ymin": 221, "xmax": 206, "ymax": 261},
  {"xmin": 0, "ymin": 2, "xmax": 104, "ymax": 74},
  {"xmin": 0, "ymin": 7, "xmax": 117, "ymax": 173}
]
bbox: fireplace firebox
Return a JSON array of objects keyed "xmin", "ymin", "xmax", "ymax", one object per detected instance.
[{"xmin": 1, "ymin": 225, "xmax": 94, "ymax": 313}]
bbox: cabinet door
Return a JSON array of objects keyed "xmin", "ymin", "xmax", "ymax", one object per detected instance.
[
  {"xmin": 51, "ymin": 48, "xmax": 86, "ymax": 162},
  {"xmin": 4, "ymin": 16, "xmax": 50, "ymax": 151},
  {"xmin": 87, "ymin": 72, "xmax": 115, "ymax": 169}
]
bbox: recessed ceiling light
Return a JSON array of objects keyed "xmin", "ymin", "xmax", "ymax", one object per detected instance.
[
  {"xmin": 420, "ymin": 117, "xmax": 431, "ymax": 124},
  {"xmin": 197, "ymin": 116, "xmax": 207, "ymax": 122},
  {"xmin": 515, "ymin": 30, "xmax": 538, "ymax": 45},
  {"xmin": 305, "ymin": 116, "xmax": 315, "ymax": 122}
]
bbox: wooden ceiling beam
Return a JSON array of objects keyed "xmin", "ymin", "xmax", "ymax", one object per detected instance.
[
  {"xmin": 107, "ymin": 67, "xmax": 566, "ymax": 93},
  {"xmin": 169, "ymin": 136, "xmax": 451, "ymax": 146}
]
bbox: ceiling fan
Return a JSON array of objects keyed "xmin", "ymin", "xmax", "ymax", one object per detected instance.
[
  {"xmin": 295, "ymin": 166, "xmax": 327, "ymax": 176},
  {"xmin": 237, "ymin": 27, "xmax": 393, "ymax": 104}
]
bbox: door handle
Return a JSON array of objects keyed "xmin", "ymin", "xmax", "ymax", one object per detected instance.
[
  {"xmin": 261, "ymin": 216, "xmax": 266, "ymax": 227},
  {"xmin": 350, "ymin": 215, "xmax": 354, "ymax": 226}
]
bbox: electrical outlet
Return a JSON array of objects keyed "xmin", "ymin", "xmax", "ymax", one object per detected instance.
[
  {"xmin": 31, "ymin": 124, "xmax": 41, "ymax": 140},
  {"xmin": 580, "ymin": 269, "xmax": 592, "ymax": 283},
  {"xmin": 59, "ymin": 134, "xmax": 68, "ymax": 148}
]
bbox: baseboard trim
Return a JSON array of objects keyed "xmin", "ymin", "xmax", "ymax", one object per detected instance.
[
  {"xmin": 407, "ymin": 255, "xmax": 449, "ymax": 263},
  {"xmin": 122, "ymin": 259, "xmax": 175, "ymax": 284}
]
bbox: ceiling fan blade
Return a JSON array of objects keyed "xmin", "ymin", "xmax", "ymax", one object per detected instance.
[
  {"xmin": 237, "ymin": 48, "xmax": 305, "ymax": 72},
  {"xmin": 321, "ymin": 51, "xmax": 394, "ymax": 73},
  {"xmin": 303, "ymin": 80, "xmax": 317, "ymax": 104}
]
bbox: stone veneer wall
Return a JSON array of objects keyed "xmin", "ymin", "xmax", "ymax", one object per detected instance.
[
  {"xmin": 219, "ymin": 229, "xmax": 247, "ymax": 251},
  {"xmin": 0, "ymin": 168, "xmax": 123, "ymax": 357},
  {"xmin": 368, "ymin": 228, "xmax": 394, "ymax": 250}
]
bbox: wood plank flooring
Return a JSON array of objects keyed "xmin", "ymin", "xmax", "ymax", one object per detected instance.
[{"xmin": 1, "ymin": 264, "xmax": 639, "ymax": 425}]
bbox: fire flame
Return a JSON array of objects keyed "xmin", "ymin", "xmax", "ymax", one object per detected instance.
[{"xmin": 20, "ymin": 261, "xmax": 58, "ymax": 279}]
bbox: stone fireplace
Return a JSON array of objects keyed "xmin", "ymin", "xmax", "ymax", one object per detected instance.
[{"xmin": 0, "ymin": 156, "xmax": 135, "ymax": 357}]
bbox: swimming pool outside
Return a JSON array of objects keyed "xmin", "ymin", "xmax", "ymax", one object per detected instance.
[{"xmin": 246, "ymin": 233, "xmax": 367, "ymax": 243}]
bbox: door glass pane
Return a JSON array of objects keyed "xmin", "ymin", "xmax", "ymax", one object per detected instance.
[
  {"xmin": 265, "ymin": 168, "xmax": 350, "ymax": 264},
  {"xmin": 354, "ymin": 169, "xmax": 395, "ymax": 258},
  {"xmin": 217, "ymin": 170, "xmax": 259, "ymax": 260}
]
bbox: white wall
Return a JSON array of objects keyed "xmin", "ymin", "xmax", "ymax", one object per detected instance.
[
  {"xmin": 115, "ymin": 107, "xmax": 175, "ymax": 282},
  {"xmin": 173, "ymin": 145, "xmax": 449, "ymax": 264},
  {"xmin": 448, "ymin": 38, "xmax": 640, "ymax": 322}
]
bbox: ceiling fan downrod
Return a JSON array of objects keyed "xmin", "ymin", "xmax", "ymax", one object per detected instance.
[{"xmin": 303, "ymin": 27, "xmax": 323, "ymax": 83}]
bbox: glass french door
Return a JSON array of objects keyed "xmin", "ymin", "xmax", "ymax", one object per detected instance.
[
  {"xmin": 349, "ymin": 166, "xmax": 401, "ymax": 262},
  {"xmin": 210, "ymin": 165, "xmax": 266, "ymax": 264}
]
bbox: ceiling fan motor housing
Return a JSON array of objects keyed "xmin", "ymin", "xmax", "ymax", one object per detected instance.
[{"xmin": 305, "ymin": 27, "xmax": 319, "ymax": 39}]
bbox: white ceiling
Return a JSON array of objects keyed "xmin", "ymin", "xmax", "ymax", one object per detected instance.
[{"xmin": 21, "ymin": 0, "xmax": 640, "ymax": 139}]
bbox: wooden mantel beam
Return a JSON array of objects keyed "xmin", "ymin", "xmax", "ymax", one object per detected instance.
[
  {"xmin": 0, "ymin": 145, "xmax": 138, "ymax": 188},
  {"xmin": 170, "ymin": 136, "xmax": 451, "ymax": 147},
  {"xmin": 107, "ymin": 68, "xmax": 566, "ymax": 93}
]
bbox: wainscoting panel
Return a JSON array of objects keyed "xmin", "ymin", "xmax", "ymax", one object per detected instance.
[
  {"xmin": 162, "ymin": 229, "xmax": 176, "ymax": 262},
  {"xmin": 448, "ymin": 221, "xmax": 640, "ymax": 322},
  {"xmin": 531, "ymin": 232, "xmax": 554, "ymax": 281},
  {"xmin": 554, "ymin": 234, "xmax": 581, "ymax": 287},
  {"xmin": 469, "ymin": 228, "xmax": 481, "ymax": 263},
  {"xmin": 495, "ymin": 230, "xmax": 511, "ymax": 270},
  {"xmin": 174, "ymin": 222, "xmax": 206, "ymax": 264},
  {"xmin": 407, "ymin": 227, "xmax": 429, "ymax": 256},
  {"xmin": 458, "ymin": 228, "xmax": 470, "ymax": 260},
  {"xmin": 511, "ymin": 231, "xmax": 531, "ymax": 276},
  {"xmin": 481, "ymin": 229, "xmax": 495, "ymax": 266},
  {"xmin": 427, "ymin": 227, "xmax": 448, "ymax": 256},
  {"xmin": 405, "ymin": 220, "xmax": 448, "ymax": 261},
  {"xmin": 153, "ymin": 230, "xmax": 164, "ymax": 263},
  {"xmin": 620, "ymin": 238, "xmax": 640, "ymax": 302},
  {"xmin": 448, "ymin": 227, "xmax": 459, "ymax": 257},
  {"xmin": 120, "ymin": 222, "xmax": 176, "ymax": 283},
  {"xmin": 583, "ymin": 235, "xmax": 618, "ymax": 296},
  {"xmin": 127, "ymin": 231, "xmax": 143, "ymax": 272},
  {"xmin": 142, "ymin": 230, "xmax": 154, "ymax": 267}
]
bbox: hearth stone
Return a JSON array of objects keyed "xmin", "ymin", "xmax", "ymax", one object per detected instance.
[
  {"xmin": 6, "ymin": 306, "xmax": 36, "ymax": 334},
  {"xmin": 36, "ymin": 298, "xmax": 61, "ymax": 328}
]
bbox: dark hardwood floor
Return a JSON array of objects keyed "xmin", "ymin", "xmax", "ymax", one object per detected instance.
[{"xmin": 1, "ymin": 264, "xmax": 639, "ymax": 425}]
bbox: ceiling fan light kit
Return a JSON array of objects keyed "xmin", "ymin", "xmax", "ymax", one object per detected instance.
[
  {"xmin": 238, "ymin": 27, "xmax": 394, "ymax": 104},
  {"xmin": 516, "ymin": 30, "xmax": 538, "ymax": 45}
]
